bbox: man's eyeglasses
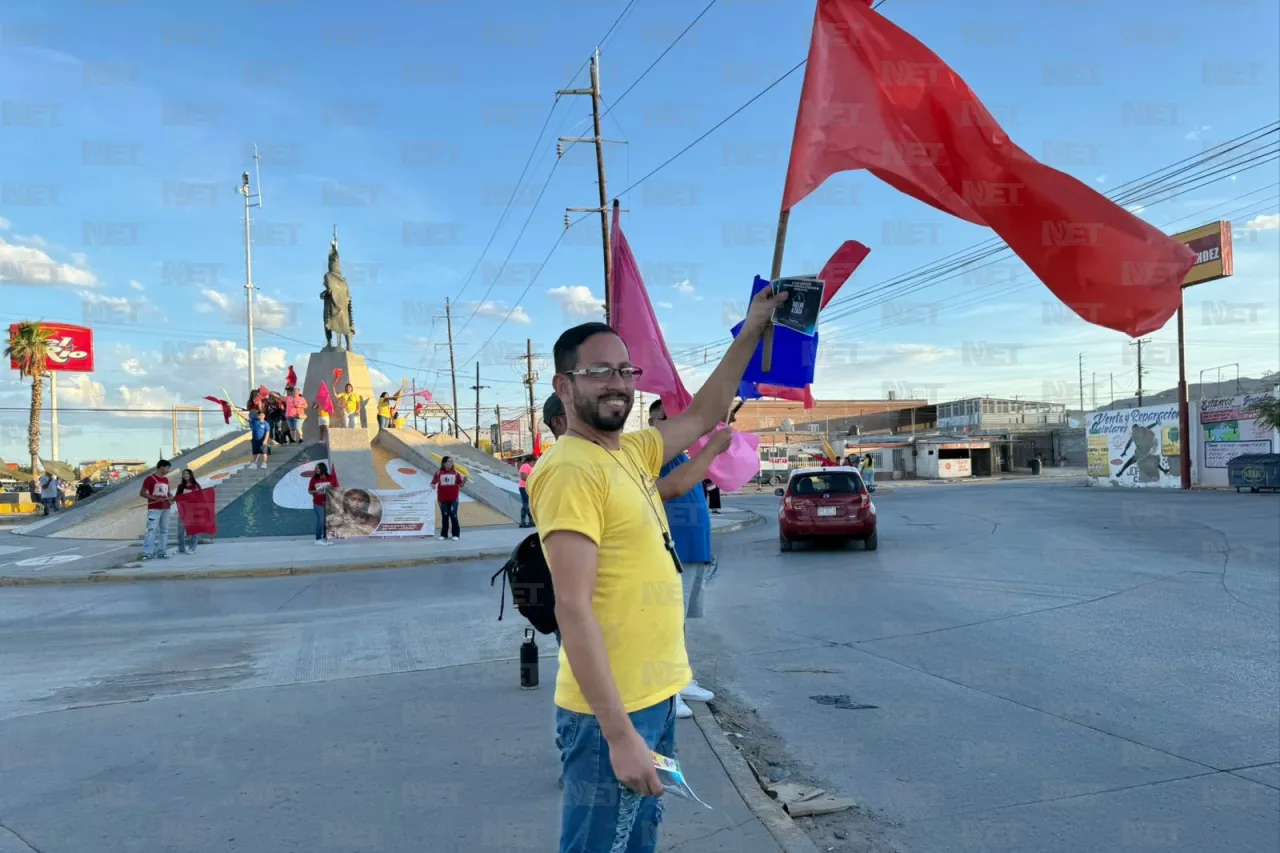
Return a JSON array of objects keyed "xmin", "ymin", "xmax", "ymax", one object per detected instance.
[{"xmin": 562, "ymin": 366, "xmax": 645, "ymax": 382}]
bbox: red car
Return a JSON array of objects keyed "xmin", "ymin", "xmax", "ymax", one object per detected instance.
[{"xmin": 776, "ymin": 466, "xmax": 877, "ymax": 551}]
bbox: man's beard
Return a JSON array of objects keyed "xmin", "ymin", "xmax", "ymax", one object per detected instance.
[{"xmin": 572, "ymin": 388, "xmax": 633, "ymax": 432}]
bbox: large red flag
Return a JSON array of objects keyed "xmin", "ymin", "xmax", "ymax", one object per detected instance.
[
  {"xmin": 782, "ymin": 0, "xmax": 1194, "ymax": 337},
  {"xmin": 175, "ymin": 487, "xmax": 217, "ymax": 536}
]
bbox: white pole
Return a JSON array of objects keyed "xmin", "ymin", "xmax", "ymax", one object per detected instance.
[
  {"xmin": 243, "ymin": 174, "xmax": 256, "ymax": 391},
  {"xmin": 50, "ymin": 372, "xmax": 59, "ymax": 463}
]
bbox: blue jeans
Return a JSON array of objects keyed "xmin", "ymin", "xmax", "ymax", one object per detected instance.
[
  {"xmin": 556, "ymin": 697, "xmax": 676, "ymax": 853},
  {"xmin": 177, "ymin": 519, "xmax": 199, "ymax": 553},
  {"xmin": 313, "ymin": 504, "xmax": 326, "ymax": 540},
  {"xmin": 143, "ymin": 508, "xmax": 170, "ymax": 557},
  {"xmin": 439, "ymin": 500, "xmax": 459, "ymax": 537},
  {"xmin": 863, "ymin": 468, "xmax": 875, "ymax": 487},
  {"xmin": 519, "ymin": 487, "xmax": 533, "ymax": 526}
]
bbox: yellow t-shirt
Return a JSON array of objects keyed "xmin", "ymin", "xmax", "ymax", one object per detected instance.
[
  {"xmin": 377, "ymin": 398, "xmax": 393, "ymax": 418},
  {"xmin": 527, "ymin": 428, "xmax": 690, "ymax": 714},
  {"xmin": 337, "ymin": 392, "xmax": 360, "ymax": 414}
]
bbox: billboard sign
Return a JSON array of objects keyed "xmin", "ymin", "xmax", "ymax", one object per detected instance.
[
  {"xmin": 1171, "ymin": 221, "xmax": 1233, "ymax": 286},
  {"xmin": 8, "ymin": 323, "xmax": 95, "ymax": 372},
  {"xmin": 1086, "ymin": 404, "xmax": 1181, "ymax": 488}
]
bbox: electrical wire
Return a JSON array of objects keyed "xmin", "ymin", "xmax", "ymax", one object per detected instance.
[{"xmin": 600, "ymin": 0, "xmax": 719, "ymax": 120}]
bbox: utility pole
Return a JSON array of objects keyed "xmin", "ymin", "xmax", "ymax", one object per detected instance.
[
  {"xmin": 557, "ymin": 48, "xmax": 627, "ymax": 323},
  {"xmin": 1091, "ymin": 372, "xmax": 1097, "ymax": 410},
  {"xmin": 238, "ymin": 145, "xmax": 263, "ymax": 393},
  {"xmin": 1110, "ymin": 373, "xmax": 1114, "ymax": 406},
  {"xmin": 442, "ymin": 298, "xmax": 460, "ymax": 438},
  {"xmin": 1132, "ymin": 338, "xmax": 1151, "ymax": 405},
  {"xmin": 494, "ymin": 405, "xmax": 502, "ymax": 455},
  {"xmin": 1077, "ymin": 353, "xmax": 1085, "ymax": 414},
  {"xmin": 525, "ymin": 339, "xmax": 539, "ymax": 452},
  {"xmin": 470, "ymin": 363, "xmax": 488, "ymax": 450}
]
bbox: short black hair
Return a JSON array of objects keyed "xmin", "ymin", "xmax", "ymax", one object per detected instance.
[
  {"xmin": 553, "ymin": 322, "xmax": 621, "ymax": 374},
  {"xmin": 649, "ymin": 399, "xmax": 664, "ymax": 415},
  {"xmin": 156, "ymin": 458, "xmax": 171, "ymax": 468}
]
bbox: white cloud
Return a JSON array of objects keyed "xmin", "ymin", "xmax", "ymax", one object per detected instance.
[
  {"xmin": 198, "ymin": 288, "xmax": 295, "ymax": 329},
  {"xmin": 0, "ymin": 217, "xmax": 9, "ymax": 230},
  {"xmin": 468, "ymin": 300, "xmax": 530, "ymax": 324},
  {"xmin": 1245, "ymin": 213, "xmax": 1279, "ymax": 232},
  {"xmin": 656, "ymin": 301, "xmax": 674, "ymax": 310},
  {"xmin": 547, "ymin": 285, "xmax": 605, "ymax": 319},
  {"xmin": 56, "ymin": 374, "xmax": 108, "ymax": 408},
  {"xmin": 128, "ymin": 280, "xmax": 145, "ymax": 292},
  {"xmin": 120, "ymin": 358, "xmax": 146, "ymax": 377},
  {"xmin": 672, "ymin": 280, "xmax": 701, "ymax": 301},
  {"xmin": 1094, "ymin": 175, "xmax": 1107, "ymax": 185},
  {"xmin": 1184, "ymin": 125, "xmax": 1211, "ymax": 141},
  {"xmin": 0, "ymin": 235, "xmax": 97, "ymax": 286},
  {"xmin": 1127, "ymin": 204, "xmax": 1145, "ymax": 215}
]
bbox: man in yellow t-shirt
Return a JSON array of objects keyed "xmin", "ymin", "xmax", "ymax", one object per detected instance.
[
  {"xmin": 528, "ymin": 284, "xmax": 785, "ymax": 853},
  {"xmin": 335, "ymin": 383, "xmax": 362, "ymax": 429}
]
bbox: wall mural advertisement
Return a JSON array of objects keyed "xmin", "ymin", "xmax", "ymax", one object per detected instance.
[
  {"xmin": 1200, "ymin": 393, "xmax": 1277, "ymax": 469},
  {"xmin": 1086, "ymin": 405, "xmax": 1181, "ymax": 488}
]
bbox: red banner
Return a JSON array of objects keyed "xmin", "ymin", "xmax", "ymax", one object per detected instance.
[
  {"xmin": 8, "ymin": 323, "xmax": 95, "ymax": 373},
  {"xmin": 175, "ymin": 487, "xmax": 218, "ymax": 536}
]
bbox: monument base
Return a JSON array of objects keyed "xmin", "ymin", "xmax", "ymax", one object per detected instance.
[{"xmin": 300, "ymin": 350, "xmax": 376, "ymax": 444}]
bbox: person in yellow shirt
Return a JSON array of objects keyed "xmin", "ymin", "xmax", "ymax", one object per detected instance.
[
  {"xmin": 335, "ymin": 383, "xmax": 362, "ymax": 428},
  {"xmin": 527, "ymin": 284, "xmax": 785, "ymax": 853},
  {"xmin": 375, "ymin": 389, "xmax": 402, "ymax": 430}
]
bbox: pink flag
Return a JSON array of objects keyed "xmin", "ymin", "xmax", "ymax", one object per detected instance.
[
  {"xmin": 316, "ymin": 381, "xmax": 334, "ymax": 415},
  {"xmin": 609, "ymin": 203, "xmax": 760, "ymax": 491}
]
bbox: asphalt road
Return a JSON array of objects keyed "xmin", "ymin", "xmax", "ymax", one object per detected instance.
[
  {"xmin": 691, "ymin": 482, "xmax": 1279, "ymax": 852},
  {"xmin": 1, "ymin": 483, "xmax": 1276, "ymax": 853}
]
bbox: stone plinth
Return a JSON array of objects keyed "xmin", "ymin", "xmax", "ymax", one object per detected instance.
[{"xmin": 300, "ymin": 349, "xmax": 376, "ymax": 444}]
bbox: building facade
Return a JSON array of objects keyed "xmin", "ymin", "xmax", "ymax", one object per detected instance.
[{"xmin": 936, "ymin": 397, "xmax": 1068, "ymax": 432}]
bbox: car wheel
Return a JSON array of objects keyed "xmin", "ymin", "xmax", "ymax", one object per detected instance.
[
  {"xmin": 864, "ymin": 531, "xmax": 878, "ymax": 551},
  {"xmin": 779, "ymin": 533, "xmax": 794, "ymax": 552},
  {"xmin": 770, "ymin": 475, "xmax": 783, "ymax": 486}
]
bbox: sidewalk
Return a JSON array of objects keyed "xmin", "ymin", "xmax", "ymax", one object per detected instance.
[{"xmin": 0, "ymin": 507, "xmax": 761, "ymax": 586}]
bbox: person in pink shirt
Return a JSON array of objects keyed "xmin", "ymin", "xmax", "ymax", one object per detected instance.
[
  {"xmin": 518, "ymin": 455, "xmax": 535, "ymax": 528},
  {"xmin": 284, "ymin": 386, "xmax": 308, "ymax": 443}
]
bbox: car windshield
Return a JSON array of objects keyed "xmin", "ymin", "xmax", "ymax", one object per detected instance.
[{"xmin": 790, "ymin": 472, "xmax": 861, "ymax": 495}]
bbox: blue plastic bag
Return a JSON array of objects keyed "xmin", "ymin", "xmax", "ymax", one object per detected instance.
[{"xmin": 730, "ymin": 275, "xmax": 820, "ymax": 390}]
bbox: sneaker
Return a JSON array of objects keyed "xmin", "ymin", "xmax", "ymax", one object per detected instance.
[
  {"xmin": 451, "ymin": 535, "xmax": 459, "ymax": 541},
  {"xmin": 681, "ymin": 680, "xmax": 715, "ymax": 703},
  {"xmin": 675, "ymin": 695, "xmax": 694, "ymax": 719},
  {"xmin": 157, "ymin": 552, "xmax": 169, "ymax": 559},
  {"xmin": 140, "ymin": 554, "xmax": 151, "ymax": 561},
  {"xmin": 438, "ymin": 534, "xmax": 447, "ymax": 540},
  {"xmin": 314, "ymin": 539, "xmax": 326, "ymax": 546}
]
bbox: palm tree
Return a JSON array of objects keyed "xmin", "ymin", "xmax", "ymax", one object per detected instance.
[
  {"xmin": 4, "ymin": 323, "xmax": 54, "ymax": 476},
  {"xmin": 1245, "ymin": 395, "xmax": 1280, "ymax": 433}
]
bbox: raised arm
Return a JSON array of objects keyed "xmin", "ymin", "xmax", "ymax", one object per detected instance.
[
  {"xmin": 654, "ymin": 286, "xmax": 784, "ymax": 464},
  {"xmin": 656, "ymin": 428, "xmax": 732, "ymax": 501}
]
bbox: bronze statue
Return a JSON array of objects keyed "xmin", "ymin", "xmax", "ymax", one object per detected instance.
[{"xmin": 321, "ymin": 237, "xmax": 355, "ymax": 350}]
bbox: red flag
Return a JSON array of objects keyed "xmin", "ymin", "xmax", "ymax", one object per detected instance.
[
  {"xmin": 782, "ymin": 0, "xmax": 1195, "ymax": 337},
  {"xmin": 175, "ymin": 487, "xmax": 217, "ymax": 536},
  {"xmin": 203, "ymin": 396, "xmax": 233, "ymax": 424},
  {"xmin": 533, "ymin": 431, "xmax": 543, "ymax": 457},
  {"xmin": 286, "ymin": 365, "xmax": 298, "ymax": 388},
  {"xmin": 316, "ymin": 381, "xmax": 334, "ymax": 415},
  {"xmin": 333, "ymin": 368, "xmax": 344, "ymax": 386}
]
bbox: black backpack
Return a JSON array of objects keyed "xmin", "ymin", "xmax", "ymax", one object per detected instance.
[{"xmin": 490, "ymin": 533, "xmax": 558, "ymax": 635}]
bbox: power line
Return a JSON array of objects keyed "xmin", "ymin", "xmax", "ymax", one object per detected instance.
[{"xmin": 600, "ymin": 0, "xmax": 719, "ymax": 120}]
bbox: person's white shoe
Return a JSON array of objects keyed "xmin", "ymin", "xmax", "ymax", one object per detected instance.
[
  {"xmin": 675, "ymin": 695, "xmax": 694, "ymax": 719},
  {"xmin": 681, "ymin": 680, "xmax": 715, "ymax": 703},
  {"xmin": 314, "ymin": 539, "xmax": 326, "ymax": 546},
  {"xmin": 438, "ymin": 534, "xmax": 447, "ymax": 540},
  {"xmin": 451, "ymin": 535, "xmax": 459, "ymax": 541}
]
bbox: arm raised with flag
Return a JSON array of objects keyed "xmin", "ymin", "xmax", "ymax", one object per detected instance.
[{"xmin": 653, "ymin": 286, "xmax": 787, "ymax": 465}]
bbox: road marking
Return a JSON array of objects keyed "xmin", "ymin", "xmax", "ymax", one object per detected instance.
[
  {"xmin": 0, "ymin": 546, "xmax": 34, "ymax": 556},
  {"xmin": 14, "ymin": 554, "xmax": 84, "ymax": 568}
]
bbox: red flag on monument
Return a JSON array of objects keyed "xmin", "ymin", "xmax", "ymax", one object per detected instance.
[
  {"xmin": 286, "ymin": 365, "xmax": 298, "ymax": 388},
  {"xmin": 782, "ymin": 0, "xmax": 1194, "ymax": 337}
]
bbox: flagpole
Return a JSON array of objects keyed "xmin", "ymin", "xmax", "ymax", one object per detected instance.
[{"xmin": 762, "ymin": 210, "xmax": 790, "ymax": 373}]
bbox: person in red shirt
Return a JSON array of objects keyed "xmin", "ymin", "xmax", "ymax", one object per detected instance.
[
  {"xmin": 430, "ymin": 456, "xmax": 466, "ymax": 540},
  {"xmin": 139, "ymin": 459, "xmax": 173, "ymax": 560},
  {"xmin": 308, "ymin": 462, "xmax": 340, "ymax": 545}
]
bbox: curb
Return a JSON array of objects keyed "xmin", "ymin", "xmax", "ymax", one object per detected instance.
[
  {"xmin": 690, "ymin": 702, "xmax": 822, "ymax": 853},
  {"xmin": 0, "ymin": 510, "xmax": 765, "ymax": 587}
]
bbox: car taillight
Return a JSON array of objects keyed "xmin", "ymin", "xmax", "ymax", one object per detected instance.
[
  {"xmin": 857, "ymin": 492, "xmax": 869, "ymax": 508},
  {"xmin": 783, "ymin": 494, "xmax": 793, "ymax": 509}
]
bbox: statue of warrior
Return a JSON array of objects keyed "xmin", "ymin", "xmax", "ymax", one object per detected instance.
[{"xmin": 321, "ymin": 239, "xmax": 355, "ymax": 350}]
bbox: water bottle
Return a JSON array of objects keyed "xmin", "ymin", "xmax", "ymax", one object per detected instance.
[{"xmin": 520, "ymin": 628, "xmax": 539, "ymax": 689}]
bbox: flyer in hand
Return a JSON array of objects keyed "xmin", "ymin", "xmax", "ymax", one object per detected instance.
[
  {"xmin": 771, "ymin": 277, "xmax": 825, "ymax": 337},
  {"xmin": 652, "ymin": 752, "xmax": 713, "ymax": 809}
]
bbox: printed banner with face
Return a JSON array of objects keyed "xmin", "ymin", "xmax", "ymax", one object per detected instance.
[
  {"xmin": 324, "ymin": 487, "xmax": 436, "ymax": 538},
  {"xmin": 1085, "ymin": 404, "xmax": 1181, "ymax": 488}
]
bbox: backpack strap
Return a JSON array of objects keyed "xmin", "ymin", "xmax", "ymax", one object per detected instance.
[{"xmin": 489, "ymin": 562, "xmax": 510, "ymax": 622}]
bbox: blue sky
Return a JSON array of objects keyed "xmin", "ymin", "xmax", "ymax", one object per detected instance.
[{"xmin": 1, "ymin": 0, "xmax": 1277, "ymax": 463}]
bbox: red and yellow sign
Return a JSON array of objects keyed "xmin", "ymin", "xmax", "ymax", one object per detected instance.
[
  {"xmin": 8, "ymin": 322, "xmax": 95, "ymax": 372},
  {"xmin": 1172, "ymin": 221, "xmax": 1233, "ymax": 286}
]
